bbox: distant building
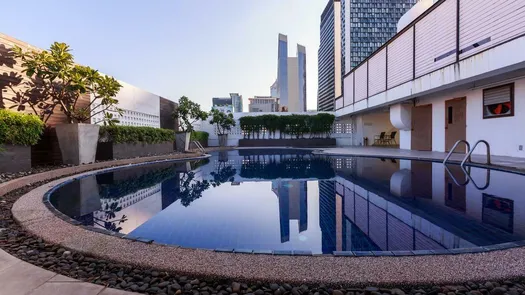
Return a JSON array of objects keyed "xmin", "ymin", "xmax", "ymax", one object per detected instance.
[
  {"xmin": 230, "ymin": 93, "xmax": 243, "ymax": 113},
  {"xmin": 212, "ymin": 97, "xmax": 233, "ymax": 113},
  {"xmin": 248, "ymin": 96, "xmax": 279, "ymax": 112},
  {"xmin": 275, "ymin": 34, "xmax": 307, "ymax": 112}
]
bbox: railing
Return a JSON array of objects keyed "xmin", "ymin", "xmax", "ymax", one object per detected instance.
[
  {"xmin": 191, "ymin": 141, "xmax": 206, "ymax": 153},
  {"xmin": 443, "ymin": 139, "xmax": 492, "ymax": 190}
]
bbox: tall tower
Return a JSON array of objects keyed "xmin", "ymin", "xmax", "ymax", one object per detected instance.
[
  {"xmin": 317, "ymin": 0, "xmax": 342, "ymax": 111},
  {"xmin": 276, "ymin": 34, "xmax": 289, "ymax": 111},
  {"xmin": 276, "ymin": 34, "xmax": 307, "ymax": 112}
]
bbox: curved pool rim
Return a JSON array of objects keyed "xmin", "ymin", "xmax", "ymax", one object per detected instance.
[{"xmin": 41, "ymin": 148, "xmax": 525, "ymax": 257}]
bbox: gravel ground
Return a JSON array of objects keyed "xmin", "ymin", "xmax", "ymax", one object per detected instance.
[{"xmin": 2, "ymin": 178, "xmax": 525, "ymax": 294}]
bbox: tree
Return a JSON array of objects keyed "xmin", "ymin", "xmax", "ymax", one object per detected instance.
[
  {"xmin": 209, "ymin": 108, "xmax": 236, "ymax": 135},
  {"xmin": 11, "ymin": 42, "xmax": 122, "ymax": 125},
  {"xmin": 172, "ymin": 96, "xmax": 208, "ymax": 132}
]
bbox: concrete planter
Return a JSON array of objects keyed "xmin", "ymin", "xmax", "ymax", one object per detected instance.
[
  {"xmin": 176, "ymin": 132, "xmax": 190, "ymax": 152},
  {"xmin": 218, "ymin": 134, "xmax": 228, "ymax": 147},
  {"xmin": 0, "ymin": 144, "xmax": 31, "ymax": 173},
  {"xmin": 96, "ymin": 141, "xmax": 174, "ymax": 161},
  {"xmin": 238, "ymin": 138, "xmax": 336, "ymax": 147},
  {"xmin": 55, "ymin": 123, "xmax": 100, "ymax": 165}
]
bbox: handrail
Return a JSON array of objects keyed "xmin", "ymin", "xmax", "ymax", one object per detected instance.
[
  {"xmin": 192, "ymin": 141, "xmax": 206, "ymax": 153},
  {"xmin": 443, "ymin": 140, "xmax": 471, "ymax": 165},
  {"xmin": 461, "ymin": 140, "xmax": 491, "ymax": 167},
  {"xmin": 444, "ymin": 164, "xmax": 470, "ymax": 186},
  {"xmin": 461, "ymin": 165, "xmax": 491, "ymax": 190}
]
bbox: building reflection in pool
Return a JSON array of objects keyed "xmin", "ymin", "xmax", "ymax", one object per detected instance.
[{"xmin": 49, "ymin": 150, "xmax": 525, "ymax": 254}]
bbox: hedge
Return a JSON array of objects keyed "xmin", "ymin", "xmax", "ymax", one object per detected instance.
[
  {"xmin": 190, "ymin": 131, "xmax": 209, "ymax": 143},
  {"xmin": 239, "ymin": 113, "xmax": 335, "ymax": 139},
  {"xmin": 0, "ymin": 109, "xmax": 44, "ymax": 146},
  {"xmin": 99, "ymin": 126, "xmax": 175, "ymax": 144}
]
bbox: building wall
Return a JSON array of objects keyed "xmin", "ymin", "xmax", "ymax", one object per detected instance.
[
  {"xmin": 318, "ymin": 0, "xmax": 336, "ymax": 111},
  {"xmin": 159, "ymin": 97, "xmax": 178, "ymax": 130},
  {"xmin": 298, "ymin": 45, "xmax": 307, "ymax": 111},
  {"xmin": 277, "ymin": 34, "xmax": 289, "ymax": 110},
  {"xmin": 400, "ymin": 78, "xmax": 525, "ymax": 157}
]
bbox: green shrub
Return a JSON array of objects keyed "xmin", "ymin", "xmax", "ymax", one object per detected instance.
[
  {"xmin": 190, "ymin": 131, "xmax": 209, "ymax": 143},
  {"xmin": 0, "ymin": 109, "xmax": 44, "ymax": 146},
  {"xmin": 99, "ymin": 126, "xmax": 175, "ymax": 144}
]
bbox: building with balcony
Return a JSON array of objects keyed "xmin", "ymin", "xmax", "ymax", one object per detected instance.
[
  {"xmin": 230, "ymin": 93, "xmax": 243, "ymax": 113},
  {"xmin": 335, "ymin": 0, "xmax": 525, "ymax": 158},
  {"xmin": 212, "ymin": 97, "xmax": 233, "ymax": 113},
  {"xmin": 275, "ymin": 34, "xmax": 307, "ymax": 112}
]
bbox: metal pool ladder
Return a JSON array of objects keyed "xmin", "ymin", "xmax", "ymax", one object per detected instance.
[
  {"xmin": 443, "ymin": 139, "xmax": 492, "ymax": 190},
  {"xmin": 192, "ymin": 141, "xmax": 206, "ymax": 153}
]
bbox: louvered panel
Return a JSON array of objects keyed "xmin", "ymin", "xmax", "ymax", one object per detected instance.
[
  {"xmin": 354, "ymin": 63, "xmax": 368, "ymax": 102},
  {"xmin": 460, "ymin": 0, "xmax": 525, "ymax": 59},
  {"xmin": 415, "ymin": 0, "xmax": 456, "ymax": 77},
  {"xmin": 483, "ymin": 85, "xmax": 512, "ymax": 105},
  {"xmin": 368, "ymin": 48, "xmax": 386, "ymax": 96},
  {"xmin": 387, "ymin": 27, "xmax": 414, "ymax": 88},
  {"xmin": 344, "ymin": 72, "xmax": 354, "ymax": 106}
]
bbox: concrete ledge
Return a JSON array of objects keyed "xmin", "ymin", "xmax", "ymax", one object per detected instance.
[
  {"xmin": 239, "ymin": 138, "xmax": 336, "ymax": 147},
  {"xmin": 8, "ymin": 148, "xmax": 525, "ymax": 285}
]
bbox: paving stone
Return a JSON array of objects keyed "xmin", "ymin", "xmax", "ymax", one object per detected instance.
[{"xmin": 0, "ymin": 261, "xmax": 55, "ymax": 295}]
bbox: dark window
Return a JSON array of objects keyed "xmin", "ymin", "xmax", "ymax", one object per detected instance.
[
  {"xmin": 483, "ymin": 83, "xmax": 514, "ymax": 119},
  {"xmin": 448, "ymin": 106, "xmax": 453, "ymax": 124}
]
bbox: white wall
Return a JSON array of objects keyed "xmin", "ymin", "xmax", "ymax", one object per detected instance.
[{"xmin": 354, "ymin": 112, "xmax": 399, "ymax": 146}]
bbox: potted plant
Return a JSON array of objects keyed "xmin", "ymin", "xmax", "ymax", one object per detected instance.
[
  {"xmin": 172, "ymin": 96, "xmax": 208, "ymax": 152},
  {"xmin": 12, "ymin": 42, "xmax": 122, "ymax": 165},
  {"xmin": 209, "ymin": 108, "xmax": 236, "ymax": 147}
]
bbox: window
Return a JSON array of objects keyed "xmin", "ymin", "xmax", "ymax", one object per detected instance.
[{"xmin": 483, "ymin": 83, "xmax": 514, "ymax": 119}]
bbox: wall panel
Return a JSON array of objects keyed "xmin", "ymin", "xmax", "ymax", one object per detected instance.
[
  {"xmin": 387, "ymin": 27, "xmax": 414, "ymax": 88},
  {"xmin": 354, "ymin": 63, "xmax": 368, "ymax": 102},
  {"xmin": 343, "ymin": 72, "xmax": 354, "ymax": 106},
  {"xmin": 368, "ymin": 48, "xmax": 387, "ymax": 96}
]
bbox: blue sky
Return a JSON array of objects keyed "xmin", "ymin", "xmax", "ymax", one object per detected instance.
[{"xmin": 1, "ymin": 0, "xmax": 327, "ymax": 111}]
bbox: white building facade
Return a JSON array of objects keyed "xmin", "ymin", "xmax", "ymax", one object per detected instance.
[{"xmin": 336, "ymin": 0, "xmax": 525, "ymax": 158}]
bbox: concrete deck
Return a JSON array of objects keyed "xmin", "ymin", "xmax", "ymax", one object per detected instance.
[
  {"xmin": 316, "ymin": 146, "xmax": 525, "ymax": 172},
  {"xmin": 0, "ymin": 248, "xmax": 132, "ymax": 295}
]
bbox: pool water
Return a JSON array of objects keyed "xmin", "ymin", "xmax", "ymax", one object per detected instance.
[{"xmin": 49, "ymin": 149, "xmax": 525, "ymax": 254}]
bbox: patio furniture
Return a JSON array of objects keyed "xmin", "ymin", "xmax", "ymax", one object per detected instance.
[
  {"xmin": 374, "ymin": 132, "xmax": 386, "ymax": 145},
  {"xmin": 384, "ymin": 131, "xmax": 397, "ymax": 145}
]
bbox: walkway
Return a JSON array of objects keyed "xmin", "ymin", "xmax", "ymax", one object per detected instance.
[
  {"xmin": 317, "ymin": 146, "xmax": 525, "ymax": 171},
  {"xmin": 0, "ymin": 249, "xmax": 131, "ymax": 295}
]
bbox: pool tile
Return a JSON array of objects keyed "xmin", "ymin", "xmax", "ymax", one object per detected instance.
[
  {"xmin": 392, "ymin": 251, "xmax": 413, "ymax": 256},
  {"xmin": 293, "ymin": 250, "xmax": 312, "ymax": 256},
  {"xmin": 411, "ymin": 250, "xmax": 433, "ymax": 256},
  {"xmin": 214, "ymin": 248, "xmax": 233, "ymax": 253},
  {"xmin": 234, "ymin": 249, "xmax": 253, "ymax": 254},
  {"xmin": 273, "ymin": 250, "xmax": 292, "ymax": 255},
  {"xmin": 136, "ymin": 238, "xmax": 153, "ymax": 244},
  {"xmin": 353, "ymin": 251, "xmax": 373, "ymax": 256},
  {"xmin": 449, "ymin": 247, "xmax": 485, "ymax": 254},
  {"xmin": 373, "ymin": 251, "xmax": 394, "ymax": 256},
  {"xmin": 333, "ymin": 251, "xmax": 355, "ymax": 256},
  {"xmin": 253, "ymin": 250, "xmax": 273, "ymax": 255},
  {"xmin": 483, "ymin": 243, "xmax": 517, "ymax": 251},
  {"xmin": 431, "ymin": 249, "xmax": 451, "ymax": 255},
  {"xmin": 122, "ymin": 235, "xmax": 138, "ymax": 241}
]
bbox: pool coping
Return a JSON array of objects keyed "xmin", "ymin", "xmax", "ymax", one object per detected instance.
[{"xmin": 10, "ymin": 148, "xmax": 525, "ymax": 285}]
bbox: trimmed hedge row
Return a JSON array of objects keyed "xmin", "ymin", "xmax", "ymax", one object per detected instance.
[
  {"xmin": 99, "ymin": 126, "xmax": 175, "ymax": 144},
  {"xmin": 239, "ymin": 113, "xmax": 335, "ymax": 139},
  {"xmin": 0, "ymin": 109, "xmax": 44, "ymax": 146}
]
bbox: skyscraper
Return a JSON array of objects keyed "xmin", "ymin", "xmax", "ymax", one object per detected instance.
[
  {"xmin": 275, "ymin": 34, "xmax": 307, "ymax": 112},
  {"xmin": 317, "ymin": 0, "xmax": 342, "ymax": 112},
  {"xmin": 341, "ymin": 0, "xmax": 416, "ymax": 71},
  {"xmin": 230, "ymin": 93, "xmax": 243, "ymax": 113}
]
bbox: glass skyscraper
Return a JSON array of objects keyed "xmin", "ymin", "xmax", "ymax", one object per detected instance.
[
  {"xmin": 342, "ymin": 0, "xmax": 416, "ymax": 71},
  {"xmin": 275, "ymin": 34, "xmax": 307, "ymax": 112},
  {"xmin": 277, "ymin": 34, "xmax": 289, "ymax": 111},
  {"xmin": 230, "ymin": 93, "xmax": 243, "ymax": 113}
]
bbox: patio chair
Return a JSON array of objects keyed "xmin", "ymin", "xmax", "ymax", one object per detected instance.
[
  {"xmin": 384, "ymin": 131, "xmax": 397, "ymax": 145},
  {"xmin": 374, "ymin": 132, "xmax": 386, "ymax": 145}
]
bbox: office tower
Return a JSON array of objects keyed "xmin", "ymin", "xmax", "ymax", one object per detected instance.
[
  {"xmin": 272, "ymin": 181, "xmax": 308, "ymax": 243},
  {"xmin": 275, "ymin": 34, "xmax": 307, "ymax": 112},
  {"xmin": 317, "ymin": 0, "xmax": 342, "ymax": 111},
  {"xmin": 230, "ymin": 93, "xmax": 243, "ymax": 113},
  {"xmin": 319, "ymin": 180, "xmax": 337, "ymax": 253},
  {"xmin": 341, "ymin": 0, "xmax": 416, "ymax": 72}
]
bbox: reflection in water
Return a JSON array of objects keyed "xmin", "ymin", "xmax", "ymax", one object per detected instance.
[{"xmin": 49, "ymin": 150, "xmax": 525, "ymax": 254}]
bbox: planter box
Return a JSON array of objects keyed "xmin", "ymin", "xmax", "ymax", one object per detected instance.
[
  {"xmin": 55, "ymin": 123, "xmax": 99, "ymax": 165},
  {"xmin": 238, "ymin": 138, "xmax": 336, "ymax": 148},
  {"xmin": 0, "ymin": 145, "xmax": 31, "ymax": 173},
  {"xmin": 176, "ymin": 132, "xmax": 190, "ymax": 152},
  {"xmin": 96, "ymin": 141, "xmax": 174, "ymax": 161}
]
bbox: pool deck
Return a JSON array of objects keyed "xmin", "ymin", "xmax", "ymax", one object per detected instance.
[{"xmin": 3, "ymin": 147, "xmax": 525, "ymax": 293}]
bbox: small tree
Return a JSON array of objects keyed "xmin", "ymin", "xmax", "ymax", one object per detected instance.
[
  {"xmin": 11, "ymin": 42, "xmax": 123, "ymax": 125},
  {"xmin": 173, "ymin": 96, "xmax": 208, "ymax": 132},
  {"xmin": 209, "ymin": 108, "xmax": 236, "ymax": 135}
]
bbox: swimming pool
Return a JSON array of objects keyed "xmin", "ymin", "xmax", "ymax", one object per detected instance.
[{"xmin": 48, "ymin": 149, "xmax": 525, "ymax": 255}]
